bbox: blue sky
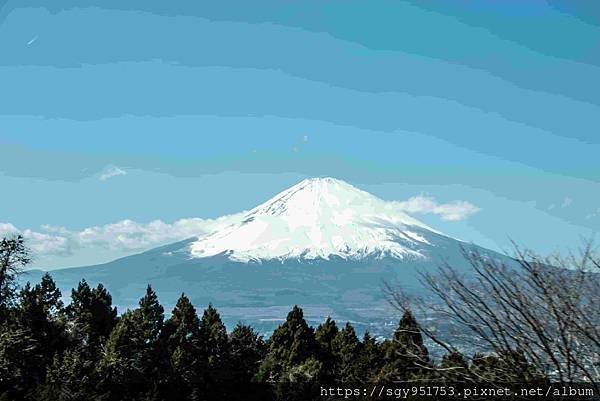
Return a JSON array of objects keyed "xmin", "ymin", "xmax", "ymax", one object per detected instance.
[{"xmin": 0, "ymin": 0, "xmax": 599, "ymax": 268}]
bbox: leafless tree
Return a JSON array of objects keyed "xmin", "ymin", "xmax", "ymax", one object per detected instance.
[
  {"xmin": 385, "ymin": 241, "xmax": 600, "ymax": 390},
  {"xmin": 0, "ymin": 235, "xmax": 31, "ymax": 316}
]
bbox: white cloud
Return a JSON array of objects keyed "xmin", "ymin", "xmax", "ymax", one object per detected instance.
[
  {"xmin": 99, "ymin": 165, "xmax": 127, "ymax": 181},
  {"xmin": 392, "ymin": 195, "xmax": 480, "ymax": 221},
  {"xmin": 0, "ymin": 214, "xmax": 243, "ymax": 260},
  {"xmin": 22, "ymin": 230, "xmax": 71, "ymax": 255},
  {"xmin": 0, "ymin": 194, "xmax": 478, "ymax": 263},
  {"xmin": 0, "ymin": 223, "xmax": 19, "ymax": 237},
  {"xmin": 74, "ymin": 215, "xmax": 240, "ymax": 251},
  {"xmin": 0, "ymin": 223, "xmax": 71, "ymax": 256}
]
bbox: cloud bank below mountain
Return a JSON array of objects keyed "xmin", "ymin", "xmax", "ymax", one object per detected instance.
[{"xmin": 0, "ymin": 192, "xmax": 478, "ymax": 267}]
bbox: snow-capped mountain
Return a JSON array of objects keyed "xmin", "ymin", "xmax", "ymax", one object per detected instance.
[
  {"xmin": 27, "ymin": 177, "xmax": 509, "ymax": 337},
  {"xmin": 190, "ymin": 177, "xmax": 444, "ymax": 262}
]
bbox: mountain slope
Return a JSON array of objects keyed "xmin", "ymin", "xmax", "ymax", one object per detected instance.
[
  {"xmin": 191, "ymin": 177, "xmax": 444, "ymax": 262},
  {"xmin": 25, "ymin": 178, "xmax": 510, "ymax": 336}
]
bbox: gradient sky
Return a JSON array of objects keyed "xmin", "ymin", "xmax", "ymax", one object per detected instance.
[{"xmin": 1, "ymin": 0, "xmax": 599, "ymax": 268}]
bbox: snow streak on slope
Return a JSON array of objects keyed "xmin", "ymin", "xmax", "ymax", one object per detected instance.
[{"xmin": 190, "ymin": 178, "xmax": 448, "ymax": 263}]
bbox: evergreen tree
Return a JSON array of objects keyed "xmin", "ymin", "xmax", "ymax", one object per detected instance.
[
  {"xmin": 161, "ymin": 294, "xmax": 205, "ymax": 399},
  {"xmin": 35, "ymin": 273, "xmax": 64, "ymax": 315},
  {"xmin": 48, "ymin": 286, "xmax": 165, "ymax": 401},
  {"xmin": 16, "ymin": 274, "xmax": 66, "ymax": 384},
  {"xmin": 356, "ymin": 331, "xmax": 383, "ymax": 382},
  {"xmin": 198, "ymin": 304, "xmax": 231, "ymax": 398},
  {"xmin": 470, "ymin": 353, "xmax": 502, "ymax": 382},
  {"xmin": 437, "ymin": 351, "xmax": 469, "ymax": 382},
  {"xmin": 394, "ymin": 311, "xmax": 429, "ymax": 360},
  {"xmin": 470, "ymin": 350, "xmax": 543, "ymax": 384},
  {"xmin": 287, "ymin": 357, "xmax": 323, "ymax": 382},
  {"xmin": 163, "ymin": 294, "xmax": 200, "ymax": 347},
  {"xmin": 138, "ymin": 285, "xmax": 164, "ymax": 343},
  {"xmin": 0, "ymin": 326, "xmax": 42, "ymax": 397},
  {"xmin": 199, "ymin": 304, "xmax": 230, "ymax": 375},
  {"xmin": 257, "ymin": 306, "xmax": 319, "ymax": 382},
  {"xmin": 314, "ymin": 317, "xmax": 339, "ymax": 380},
  {"xmin": 441, "ymin": 351, "xmax": 468, "ymax": 370},
  {"xmin": 65, "ymin": 280, "xmax": 118, "ymax": 356},
  {"xmin": 378, "ymin": 311, "xmax": 430, "ymax": 381},
  {"xmin": 98, "ymin": 310, "xmax": 147, "ymax": 399},
  {"xmin": 44, "ymin": 348, "xmax": 99, "ymax": 401},
  {"xmin": 332, "ymin": 322, "xmax": 361, "ymax": 382},
  {"xmin": 229, "ymin": 323, "xmax": 266, "ymax": 383},
  {"xmin": 136, "ymin": 285, "xmax": 168, "ymax": 389}
]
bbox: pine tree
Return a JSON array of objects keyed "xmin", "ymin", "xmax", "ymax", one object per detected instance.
[
  {"xmin": 378, "ymin": 311, "xmax": 430, "ymax": 381},
  {"xmin": 65, "ymin": 280, "xmax": 118, "ymax": 356},
  {"xmin": 470, "ymin": 353, "xmax": 501, "ymax": 382},
  {"xmin": 257, "ymin": 305, "xmax": 319, "ymax": 382},
  {"xmin": 441, "ymin": 351, "xmax": 468, "ymax": 369},
  {"xmin": 15, "ymin": 274, "xmax": 66, "ymax": 384},
  {"xmin": 64, "ymin": 286, "xmax": 166, "ymax": 401},
  {"xmin": 394, "ymin": 311, "xmax": 428, "ymax": 360},
  {"xmin": 161, "ymin": 294, "xmax": 205, "ymax": 399},
  {"xmin": 136, "ymin": 285, "xmax": 168, "ymax": 389},
  {"xmin": 164, "ymin": 294, "xmax": 200, "ymax": 346},
  {"xmin": 315, "ymin": 317, "xmax": 339, "ymax": 380},
  {"xmin": 229, "ymin": 323, "xmax": 266, "ymax": 383},
  {"xmin": 332, "ymin": 322, "xmax": 361, "ymax": 382},
  {"xmin": 470, "ymin": 350, "xmax": 543, "ymax": 384},
  {"xmin": 45, "ymin": 348, "xmax": 99, "ymax": 401},
  {"xmin": 35, "ymin": 273, "xmax": 64, "ymax": 314},
  {"xmin": 0, "ymin": 326, "xmax": 42, "ymax": 397},
  {"xmin": 437, "ymin": 351, "xmax": 469, "ymax": 382},
  {"xmin": 199, "ymin": 304, "xmax": 230, "ymax": 379},
  {"xmin": 356, "ymin": 331, "xmax": 382, "ymax": 382},
  {"xmin": 98, "ymin": 310, "xmax": 146, "ymax": 397},
  {"xmin": 138, "ymin": 285, "xmax": 164, "ymax": 343}
]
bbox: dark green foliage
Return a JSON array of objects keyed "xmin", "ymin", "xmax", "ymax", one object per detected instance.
[
  {"xmin": 470, "ymin": 353, "xmax": 504, "ymax": 382},
  {"xmin": 161, "ymin": 294, "xmax": 205, "ymax": 399},
  {"xmin": 65, "ymin": 280, "xmax": 118, "ymax": 356},
  {"xmin": 16, "ymin": 274, "xmax": 67, "ymax": 383},
  {"xmin": 138, "ymin": 285, "xmax": 164, "ymax": 342},
  {"xmin": 394, "ymin": 310, "xmax": 429, "ymax": 361},
  {"xmin": 45, "ymin": 348, "xmax": 99, "ymax": 401},
  {"xmin": 315, "ymin": 317, "xmax": 339, "ymax": 379},
  {"xmin": 332, "ymin": 322, "xmax": 361, "ymax": 382},
  {"xmin": 46, "ymin": 284, "xmax": 167, "ymax": 400},
  {"xmin": 441, "ymin": 351, "xmax": 468, "ymax": 370},
  {"xmin": 199, "ymin": 304, "xmax": 230, "ymax": 375},
  {"xmin": 163, "ymin": 294, "xmax": 200, "ymax": 347},
  {"xmin": 0, "ymin": 326, "xmax": 42, "ymax": 396},
  {"xmin": 197, "ymin": 304, "xmax": 232, "ymax": 399},
  {"xmin": 378, "ymin": 310, "xmax": 430, "ymax": 381},
  {"xmin": 356, "ymin": 331, "xmax": 383, "ymax": 382},
  {"xmin": 469, "ymin": 350, "xmax": 544, "ymax": 384},
  {"xmin": 0, "ymin": 236, "xmax": 551, "ymax": 400},
  {"xmin": 257, "ymin": 305, "xmax": 319, "ymax": 382},
  {"xmin": 229, "ymin": 323, "xmax": 266, "ymax": 383},
  {"xmin": 98, "ymin": 310, "xmax": 149, "ymax": 397}
]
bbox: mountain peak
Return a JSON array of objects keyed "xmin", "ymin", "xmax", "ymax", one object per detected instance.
[
  {"xmin": 300, "ymin": 176, "xmax": 342, "ymax": 184},
  {"xmin": 189, "ymin": 177, "xmax": 443, "ymax": 262},
  {"xmin": 248, "ymin": 176, "xmax": 373, "ymax": 218}
]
